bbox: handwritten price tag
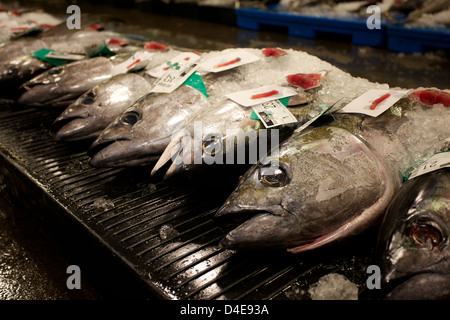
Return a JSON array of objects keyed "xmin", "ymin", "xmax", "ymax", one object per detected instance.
[
  {"xmin": 408, "ymin": 151, "xmax": 450, "ymax": 180},
  {"xmin": 226, "ymin": 85, "xmax": 297, "ymax": 107},
  {"xmin": 199, "ymin": 50, "xmax": 260, "ymax": 73},
  {"xmin": 338, "ymin": 89, "xmax": 409, "ymax": 117},
  {"xmin": 252, "ymin": 100, "xmax": 298, "ymax": 128},
  {"xmin": 147, "ymin": 52, "xmax": 201, "ymax": 79},
  {"xmin": 150, "ymin": 62, "xmax": 199, "ymax": 94}
]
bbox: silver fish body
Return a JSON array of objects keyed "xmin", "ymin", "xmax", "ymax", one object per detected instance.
[
  {"xmin": 88, "ymin": 84, "xmax": 211, "ymax": 167},
  {"xmin": 377, "ymin": 168, "xmax": 450, "ymax": 300},
  {"xmin": 17, "ymin": 56, "xmax": 116, "ymax": 107},
  {"xmin": 150, "ymin": 97, "xmax": 300, "ymax": 180},
  {"xmin": 0, "ymin": 30, "xmax": 140, "ymax": 96},
  {"xmin": 215, "ymin": 94, "xmax": 450, "ymax": 253},
  {"xmin": 52, "ymin": 72, "xmax": 155, "ymax": 141}
]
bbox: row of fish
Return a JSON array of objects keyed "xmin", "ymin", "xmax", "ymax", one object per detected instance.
[{"xmin": 1, "ymin": 10, "xmax": 449, "ymax": 299}]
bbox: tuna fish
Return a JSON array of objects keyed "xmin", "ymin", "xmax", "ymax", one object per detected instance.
[
  {"xmin": 52, "ymin": 49, "xmax": 184, "ymax": 141},
  {"xmin": 376, "ymin": 145, "xmax": 450, "ymax": 299},
  {"xmin": 0, "ymin": 29, "xmax": 134, "ymax": 96},
  {"xmin": 17, "ymin": 56, "xmax": 118, "ymax": 107},
  {"xmin": 52, "ymin": 73, "xmax": 155, "ymax": 141},
  {"xmin": 150, "ymin": 97, "xmax": 301, "ymax": 180},
  {"xmin": 88, "ymin": 83, "xmax": 211, "ymax": 167},
  {"xmin": 214, "ymin": 91, "xmax": 450, "ymax": 253},
  {"xmin": 17, "ymin": 48, "xmax": 156, "ymax": 107}
]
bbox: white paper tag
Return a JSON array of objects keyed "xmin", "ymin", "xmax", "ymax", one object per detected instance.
[
  {"xmin": 150, "ymin": 62, "xmax": 199, "ymax": 94},
  {"xmin": 252, "ymin": 100, "xmax": 298, "ymax": 128},
  {"xmin": 199, "ymin": 50, "xmax": 260, "ymax": 73},
  {"xmin": 45, "ymin": 51, "xmax": 85, "ymax": 61},
  {"xmin": 3, "ymin": 20, "xmax": 38, "ymax": 33},
  {"xmin": 408, "ymin": 151, "xmax": 450, "ymax": 180},
  {"xmin": 338, "ymin": 89, "xmax": 409, "ymax": 117},
  {"xmin": 146, "ymin": 52, "xmax": 201, "ymax": 79},
  {"xmin": 111, "ymin": 51, "xmax": 155, "ymax": 75},
  {"xmin": 227, "ymin": 85, "xmax": 298, "ymax": 107}
]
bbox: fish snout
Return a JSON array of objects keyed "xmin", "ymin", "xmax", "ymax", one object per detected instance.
[{"xmin": 52, "ymin": 107, "xmax": 93, "ymax": 141}]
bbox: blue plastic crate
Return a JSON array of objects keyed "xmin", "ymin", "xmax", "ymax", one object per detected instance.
[
  {"xmin": 387, "ymin": 24, "xmax": 450, "ymax": 54},
  {"xmin": 235, "ymin": 8, "xmax": 387, "ymax": 47}
]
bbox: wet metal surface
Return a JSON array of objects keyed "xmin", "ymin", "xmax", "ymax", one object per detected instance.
[
  {"xmin": 0, "ymin": 196, "xmax": 102, "ymax": 299},
  {"xmin": 0, "ymin": 0, "xmax": 449, "ymax": 300}
]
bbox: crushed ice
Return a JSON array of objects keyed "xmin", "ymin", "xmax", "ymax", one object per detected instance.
[
  {"xmin": 308, "ymin": 273, "xmax": 359, "ymax": 300},
  {"xmin": 159, "ymin": 224, "xmax": 179, "ymax": 240},
  {"xmin": 92, "ymin": 198, "xmax": 115, "ymax": 211}
]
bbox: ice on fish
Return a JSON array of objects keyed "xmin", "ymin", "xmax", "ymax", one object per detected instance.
[{"xmin": 151, "ymin": 47, "xmax": 388, "ymax": 178}]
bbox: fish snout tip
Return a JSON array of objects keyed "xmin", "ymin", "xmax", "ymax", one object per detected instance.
[{"xmin": 218, "ymin": 234, "xmax": 237, "ymax": 250}]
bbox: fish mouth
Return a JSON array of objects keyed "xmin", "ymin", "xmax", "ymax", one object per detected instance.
[
  {"xmin": 88, "ymin": 138, "xmax": 161, "ymax": 167},
  {"xmin": 88, "ymin": 138, "xmax": 128, "ymax": 164},
  {"xmin": 214, "ymin": 204, "xmax": 308, "ymax": 251},
  {"xmin": 18, "ymin": 83, "xmax": 75, "ymax": 107},
  {"xmin": 215, "ymin": 205, "xmax": 271, "ymax": 228},
  {"xmin": 52, "ymin": 115, "xmax": 99, "ymax": 142}
]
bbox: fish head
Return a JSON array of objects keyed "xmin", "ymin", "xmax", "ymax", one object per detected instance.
[
  {"xmin": 377, "ymin": 170, "xmax": 450, "ymax": 299},
  {"xmin": 52, "ymin": 73, "xmax": 153, "ymax": 141},
  {"xmin": 215, "ymin": 125, "xmax": 393, "ymax": 252},
  {"xmin": 88, "ymin": 85, "xmax": 209, "ymax": 167},
  {"xmin": 18, "ymin": 56, "xmax": 113, "ymax": 107},
  {"xmin": 151, "ymin": 99, "xmax": 261, "ymax": 180},
  {"xmin": 0, "ymin": 55, "xmax": 52, "ymax": 94}
]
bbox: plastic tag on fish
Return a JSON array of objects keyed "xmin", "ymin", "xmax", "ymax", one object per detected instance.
[
  {"xmin": 408, "ymin": 151, "xmax": 450, "ymax": 180},
  {"xmin": 294, "ymin": 104, "xmax": 334, "ymax": 133},
  {"xmin": 150, "ymin": 61, "xmax": 199, "ymax": 94},
  {"xmin": 3, "ymin": 19, "xmax": 38, "ymax": 34},
  {"xmin": 252, "ymin": 100, "xmax": 298, "ymax": 128},
  {"xmin": 111, "ymin": 51, "xmax": 155, "ymax": 75},
  {"xmin": 146, "ymin": 52, "xmax": 201, "ymax": 79},
  {"xmin": 182, "ymin": 71, "xmax": 209, "ymax": 98},
  {"xmin": 226, "ymin": 85, "xmax": 298, "ymax": 107},
  {"xmin": 199, "ymin": 50, "xmax": 260, "ymax": 73},
  {"xmin": 45, "ymin": 51, "xmax": 85, "ymax": 61},
  {"xmin": 250, "ymin": 97, "xmax": 289, "ymax": 120},
  {"xmin": 31, "ymin": 48, "xmax": 82, "ymax": 66},
  {"xmin": 338, "ymin": 89, "xmax": 409, "ymax": 117},
  {"xmin": 85, "ymin": 41, "xmax": 116, "ymax": 57}
]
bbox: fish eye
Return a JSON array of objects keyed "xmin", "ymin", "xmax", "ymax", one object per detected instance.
[
  {"xmin": 48, "ymin": 67, "xmax": 62, "ymax": 76},
  {"xmin": 406, "ymin": 220, "xmax": 444, "ymax": 249},
  {"xmin": 120, "ymin": 111, "xmax": 141, "ymax": 125},
  {"xmin": 82, "ymin": 97, "xmax": 94, "ymax": 105},
  {"xmin": 82, "ymin": 92, "xmax": 95, "ymax": 105},
  {"xmin": 7, "ymin": 67, "xmax": 18, "ymax": 76},
  {"xmin": 202, "ymin": 136, "xmax": 221, "ymax": 157},
  {"xmin": 258, "ymin": 164, "xmax": 288, "ymax": 187}
]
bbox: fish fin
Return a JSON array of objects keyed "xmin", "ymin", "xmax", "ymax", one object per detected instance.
[{"xmin": 150, "ymin": 129, "xmax": 188, "ymax": 177}]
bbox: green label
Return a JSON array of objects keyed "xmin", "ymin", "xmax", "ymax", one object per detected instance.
[
  {"xmin": 182, "ymin": 71, "xmax": 209, "ymax": 98},
  {"xmin": 86, "ymin": 42, "xmax": 116, "ymax": 58},
  {"xmin": 31, "ymin": 48, "xmax": 71, "ymax": 66}
]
